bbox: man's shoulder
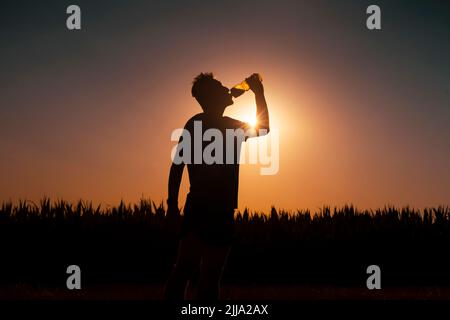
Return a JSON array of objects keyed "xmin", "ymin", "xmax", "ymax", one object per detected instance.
[
  {"xmin": 183, "ymin": 114, "xmax": 246, "ymax": 130},
  {"xmin": 222, "ymin": 116, "xmax": 245, "ymax": 127},
  {"xmin": 184, "ymin": 113, "xmax": 205, "ymax": 127}
]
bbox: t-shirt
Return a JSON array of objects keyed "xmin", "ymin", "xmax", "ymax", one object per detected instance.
[{"xmin": 177, "ymin": 113, "xmax": 252, "ymax": 210}]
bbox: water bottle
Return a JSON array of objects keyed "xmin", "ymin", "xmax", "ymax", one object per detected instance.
[{"xmin": 230, "ymin": 73, "xmax": 263, "ymax": 98}]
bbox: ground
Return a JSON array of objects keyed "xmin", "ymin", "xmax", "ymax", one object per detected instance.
[{"xmin": 2, "ymin": 284, "xmax": 450, "ymax": 300}]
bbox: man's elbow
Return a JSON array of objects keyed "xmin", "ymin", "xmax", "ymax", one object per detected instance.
[{"xmin": 256, "ymin": 124, "xmax": 270, "ymax": 136}]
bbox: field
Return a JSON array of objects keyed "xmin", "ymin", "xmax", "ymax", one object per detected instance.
[{"xmin": 1, "ymin": 199, "xmax": 450, "ymax": 299}]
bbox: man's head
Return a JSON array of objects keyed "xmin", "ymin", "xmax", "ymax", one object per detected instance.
[{"xmin": 191, "ymin": 73, "xmax": 234, "ymax": 115}]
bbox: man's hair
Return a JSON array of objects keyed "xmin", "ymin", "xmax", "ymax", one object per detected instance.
[{"xmin": 191, "ymin": 72, "xmax": 216, "ymax": 111}]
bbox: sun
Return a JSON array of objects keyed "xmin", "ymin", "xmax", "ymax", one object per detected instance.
[{"xmin": 248, "ymin": 117, "xmax": 258, "ymax": 128}]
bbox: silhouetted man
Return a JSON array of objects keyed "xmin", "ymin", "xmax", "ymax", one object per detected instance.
[{"xmin": 164, "ymin": 73, "xmax": 270, "ymax": 300}]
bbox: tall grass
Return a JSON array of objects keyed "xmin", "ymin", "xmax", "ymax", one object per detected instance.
[
  {"xmin": 1, "ymin": 198, "xmax": 448, "ymax": 224},
  {"xmin": 0, "ymin": 198, "xmax": 449, "ymax": 287}
]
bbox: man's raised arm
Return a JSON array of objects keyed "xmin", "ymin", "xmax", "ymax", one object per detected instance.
[{"xmin": 248, "ymin": 73, "xmax": 270, "ymax": 135}]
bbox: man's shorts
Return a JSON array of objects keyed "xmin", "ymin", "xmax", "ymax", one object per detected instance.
[{"xmin": 182, "ymin": 196, "xmax": 235, "ymax": 247}]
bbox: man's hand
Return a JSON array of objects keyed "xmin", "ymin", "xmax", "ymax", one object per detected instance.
[
  {"xmin": 166, "ymin": 200, "xmax": 180, "ymax": 219},
  {"xmin": 166, "ymin": 200, "xmax": 180, "ymax": 234},
  {"xmin": 246, "ymin": 73, "xmax": 264, "ymax": 95}
]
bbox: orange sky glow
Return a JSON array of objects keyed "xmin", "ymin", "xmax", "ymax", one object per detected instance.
[{"xmin": 1, "ymin": 2, "xmax": 449, "ymax": 212}]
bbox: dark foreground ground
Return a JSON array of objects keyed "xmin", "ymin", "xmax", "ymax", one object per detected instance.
[
  {"xmin": 2, "ymin": 200, "xmax": 450, "ymax": 302},
  {"xmin": 2, "ymin": 284, "xmax": 450, "ymax": 300}
]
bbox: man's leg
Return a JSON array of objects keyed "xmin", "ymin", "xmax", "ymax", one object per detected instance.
[
  {"xmin": 197, "ymin": 243, "xmax": 231, "ymax": 300},
  {"xmin": 164, "ymin": 232, "xmax": 202, "ymax": 300}
]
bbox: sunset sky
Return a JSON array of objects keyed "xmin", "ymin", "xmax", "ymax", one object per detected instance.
[{"xmin": 1, "ymin": 0, "xmax": 449, "ymax": 212}]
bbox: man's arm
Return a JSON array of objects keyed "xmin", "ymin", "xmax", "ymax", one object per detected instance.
[
  {"xmin": 167, "ymin": 128, "xmax": 188, "ymax": 216},
  {"xmin": 167, "ymin": 162, "xmax": 184, "ymax": 217},
  {"xmin": 168, "ymin": 162, "xmax": 184, "ymax": 206},
  {"xmin": 247, "ymin": 73, "xmax": 270, "ymax": 136}
]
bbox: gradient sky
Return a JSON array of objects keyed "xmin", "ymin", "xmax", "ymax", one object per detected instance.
[{"xmin": 1, "ymin": 0, "xmax": 449, "ymax": 211}]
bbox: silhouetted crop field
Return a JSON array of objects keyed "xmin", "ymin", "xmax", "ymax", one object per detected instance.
[{"xmin": 1, "ymin": 199, "xmax": 449, "ymax": 289}]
